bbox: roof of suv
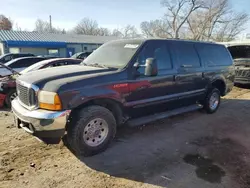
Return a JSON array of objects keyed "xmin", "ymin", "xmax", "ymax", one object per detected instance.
[{"xmin": 109, "ymin": 38, "xmax": 220, "ymax": 46}]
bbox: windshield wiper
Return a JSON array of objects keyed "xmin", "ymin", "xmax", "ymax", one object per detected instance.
[
  {"xmin": 0, "ymin": 62, "xmax": 21, "ymax": 75},
  {"xmin": 87, "ymin": 63, "xmax": 109, "ymax": 69}
]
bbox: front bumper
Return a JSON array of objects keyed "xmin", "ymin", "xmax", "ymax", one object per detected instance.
[
  {"xmin": 235, "ymin": 77, "xmax": 250, "ymax": 84},
  {"xmin": 11, "ymin": 98, "xmax": 71, "ymax": 143}
]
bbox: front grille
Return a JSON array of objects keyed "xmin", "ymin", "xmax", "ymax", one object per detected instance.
[
  {"xmin": 16, "ymin": 82, "xmax": 37, "ymax": 107},
  {"xmin": 235, "ymin": 69, "xmax": 250, "ymax": 77}
]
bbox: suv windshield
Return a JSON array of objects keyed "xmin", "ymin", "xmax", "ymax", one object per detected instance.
[{"xmin": 82, "ymin": 40, "xmax": 143, "ymax": 69}]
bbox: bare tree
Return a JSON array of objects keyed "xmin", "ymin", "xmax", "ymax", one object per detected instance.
[
  {"xmin": 74, "ymin": 18, "xmax": 99, "ymax": 35},
  {"xmin": 0, "ymin": 15, "xmax": 12, "ymax": 30},
  {"xmin": 112, "ymin": 25, "xmax": 141, "ymax": 38},
  {"xmin": 73, "ymin": 18, "xmax": 113, "ymax": 36},
  {"xmin": 112, "ymin": 29, "xmax": 123, "ymax": 37},
  {"xmin": 35, "ymin": 19, "xmax": 50, "ymax": 32},
  {"xmin": 186, "ymin": 0, "xmax": 249, "ymax": 41},
  {"xmin": 97, "ymin": 27, "xmax": 111, "ymax": 36},
  {"xmin": 34, "ymin": 19, "xmax": 65, "ymax": 34},
  {"xmin": 123, "ymin": 25, "xmax": 140, "ymax": 38},
  {"xmin": 214, "ymin": 12, "xmax": 249, "ymax": 42},
  {"xmin": 161, "ymin": 0, "xmax": 206, "ymax": 38},
  {"xmin": 140, "ymin": 20, "xmax": 169, "ymax": 38},
  {"xmin": 140, "ymin": 0, "xmax": 249, "ymax": 41}
]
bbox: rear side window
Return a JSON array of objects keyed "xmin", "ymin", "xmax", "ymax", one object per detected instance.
[
  {"xmin": 68, "ymin": 60, "xmax": 81, "ymax": 65},
  {"xmin": 173, "ymin": 42, "xmax": 201, "ymax": 68},
  {"xmin": 9, "ymin": 58, "xmax": 43, "ymax": 68},
  {"xmin": 12, "ymin": 54, "xmax": 20, "ymax": 58},
  {"xmin": 2, "ymin": 55, "xmax": 12, "ymax": 63},
  {"xmin": 50, "ymin": 61, "xmax": 68, "ymax": 67},
  {"xmin": 196, "ymin": 44, "xmax": 232, "ymax": 66}
]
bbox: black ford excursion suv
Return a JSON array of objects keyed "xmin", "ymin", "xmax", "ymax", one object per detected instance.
[{"xmin": 12, "ymin": 39, "xmax": 235, "ymax": 156}]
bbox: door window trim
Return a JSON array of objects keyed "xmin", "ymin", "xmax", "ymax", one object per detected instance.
[
  {"xmin": 173, "ymin": 42, "xmax": 202, "ymax": 69},
  {"xmin": 132, "ymin": 40, "xmax": 175, "ymax": 77}
]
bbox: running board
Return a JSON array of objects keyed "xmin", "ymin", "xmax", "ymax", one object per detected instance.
[{"xmin": 127, "ymin": 104, "xmax": 203, "ymax": 127}]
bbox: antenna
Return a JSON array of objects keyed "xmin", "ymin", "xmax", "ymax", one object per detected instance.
[{"xmin": 49, "ymin": 15, "xmax": 52, "ymax": 32}]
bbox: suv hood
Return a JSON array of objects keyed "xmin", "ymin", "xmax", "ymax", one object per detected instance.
[{"xmin": 18, "ymin": 65, "xmax": 115, "ymax": 92}]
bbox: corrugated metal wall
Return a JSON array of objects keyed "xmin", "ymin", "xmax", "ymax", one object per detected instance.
[{"xmin": 0, "ymin": 42, "xmax": 4, "ymax": 55}]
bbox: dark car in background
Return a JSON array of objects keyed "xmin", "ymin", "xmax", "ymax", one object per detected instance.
[
  {"xmin": 0, "ymin": 58, "xmax": 82, "ymax": 107},
  {"xmin": 0, "ymin": 57, "xmax": 46, "ymax": 77},
  {"xmin": 227, "ymin": 45, "xmax": 250, "ymax": 85},
  {"xmin": 0, "ymin": 53, "xmax": 34, "ymax": 64},
  {"xmin": 71, "ymin": 52, "xmax": 92, "ymax": 60}
]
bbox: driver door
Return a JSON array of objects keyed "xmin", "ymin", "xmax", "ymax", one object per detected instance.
[{"xmin": 125, "ymin": 40, "xmax": 177, "ymax": 108}]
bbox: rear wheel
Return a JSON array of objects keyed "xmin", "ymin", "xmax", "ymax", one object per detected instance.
[
  {"xmin": 5, "ymin": 89, "xmax": 17, "ymax": 108},
  {"xmin": 203, "ymin": 88, "xmax": 221, "ymax": 114},
  {"xmin": 67, "ymin": 105, "xmax": 116, "ymax": 157}
]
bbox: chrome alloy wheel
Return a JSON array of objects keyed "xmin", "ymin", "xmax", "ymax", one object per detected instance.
[
  {"xmin": 83, "ymin": 118, "xmax": 109, "ymax": 147},
  {"xmin": 209, "ymin": 92, "xmax": 219, "ymax": 110}
]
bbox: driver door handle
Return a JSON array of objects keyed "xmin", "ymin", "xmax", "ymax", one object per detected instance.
[{"xmin": 174, "ymin": 75, "xmax": 179, "ymax": 81}]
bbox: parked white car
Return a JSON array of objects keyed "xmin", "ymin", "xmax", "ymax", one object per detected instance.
[{"xmin": 0, "ymin": 57, "xmax": 45, "ymax": 77}]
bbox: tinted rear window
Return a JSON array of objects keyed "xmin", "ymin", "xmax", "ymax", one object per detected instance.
[
  {"xmin": 173, "ymin": 42, "xmax": 201, "ymax": 68},
  {"xmin": 196, "ymin": 44, "xmax": 232, "ymax": 66}
]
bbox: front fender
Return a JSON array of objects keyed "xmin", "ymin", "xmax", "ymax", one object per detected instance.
[
  {"xmin": 62, "ymin": 86, "xmax": 126, "ymax": 109},
  {"xmin": 210, "ymin": 75, "xmax": 226, "ymax": 84}
]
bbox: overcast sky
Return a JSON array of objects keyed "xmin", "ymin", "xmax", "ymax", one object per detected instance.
[{"xmin": 1, "ymin": 0, "xmax": 250, "ymax": 33}]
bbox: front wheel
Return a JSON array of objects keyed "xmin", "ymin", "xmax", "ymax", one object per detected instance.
[
  {"xmin": 67, "ymin": 105, "xmax": 116, "ymax": 157},
  {"xmin": 203, "ymin": 88, "xmax": 221, "ymax": 114}
]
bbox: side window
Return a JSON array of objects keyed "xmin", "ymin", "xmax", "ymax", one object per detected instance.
[
  {"xmin": 196, "ymin": 44, "xmax": 232, "ymax": 66},
  {"xmin": 9, "ymin": 58, "xmax": 42, "ymax": 68},
  {"xmin": 3, "ymin": 55, "xmax": 12, "ymax": 63},
  {"xmin": 50, "ymin": 61, "xmax": 68, "ymax": 67},
  {"xmin": 79, "ymin": 53, "xmax": 88, "ymax": 59},
  {"xmin": 69, "ymin": 60, "xmax": 81, "ymax": 65},
  {"xmin": 173, "ymin": 42, "xmax": 201, "ymax": 68},
  {"xmin": 12, "ymin": 54, "xmax": 20, "ymax": 59},
  {"xmin": 136, "ymin": 41, "xmax": 172, "ymax": 74},
  {"xmin": 9, "ymin": 59, "xmax": 27, "ymax": 68}
]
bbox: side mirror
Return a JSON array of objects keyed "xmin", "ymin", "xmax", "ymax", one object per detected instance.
[{"xmin": 145, "ymin": 58, "xmax": 158, "ymax": 76}]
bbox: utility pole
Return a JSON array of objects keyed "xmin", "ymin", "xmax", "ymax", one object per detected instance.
[{"xmin": 49, "ymin": 15, "xmax": 52, "ymax": 32}]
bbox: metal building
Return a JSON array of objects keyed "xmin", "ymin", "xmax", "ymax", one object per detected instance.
[{"xmin": 0, "ymin": 30, "xmax": 117, "ymax": 57}]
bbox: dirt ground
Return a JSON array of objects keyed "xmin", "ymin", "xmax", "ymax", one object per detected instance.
[{"xmin": 1, "ymin": 86, "xmax": 250, "ymax": 188}]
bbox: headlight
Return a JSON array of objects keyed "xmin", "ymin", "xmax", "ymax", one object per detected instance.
[{"xmin": 38, "ymin": 91, "xmax": 62, "ymax": 111}]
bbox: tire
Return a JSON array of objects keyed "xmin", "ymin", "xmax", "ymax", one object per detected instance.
[
  {"xmin": 67, "ymin": 105, "xmax": 116, "ymax": 157},
  {"xmin": 5, "ymin": 89, "xmax": 17, "ymax": 108},
  {"xmin": 203, "ymin": 88, "xmax": 221, "ymax": 114}
]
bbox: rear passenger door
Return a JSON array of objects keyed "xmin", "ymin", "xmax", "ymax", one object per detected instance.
[
  {"xmin": 172, "ymin": 41, "xmax": 207, "ymax": 100},
  {"xmin": 195, "ymin": 43, "xmax": 234, "ymax": 95}
]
